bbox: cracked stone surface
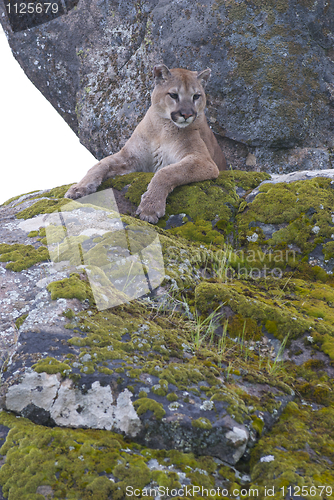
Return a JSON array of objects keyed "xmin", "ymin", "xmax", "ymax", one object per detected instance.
[{"xmin": 5, "ymin": 371, "xmax": 141, "ymax": 435}]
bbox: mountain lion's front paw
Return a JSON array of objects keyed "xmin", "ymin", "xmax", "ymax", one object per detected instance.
[
  {"xmin": 136, "ymin": 192, "xmax": 166, "ymax": 224},
  {"xmin": 64, "ymin": 183, "xmax": 96, "ymax": 200}
]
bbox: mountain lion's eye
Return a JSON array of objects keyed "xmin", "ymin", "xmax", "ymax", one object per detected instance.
[
  {"xmin": 193, "ymin": 94, "xmax": 201, "ymax": 101},
  {"xmin": 168, "ymin": 93, "xmax": 178, "ymax": 100}
]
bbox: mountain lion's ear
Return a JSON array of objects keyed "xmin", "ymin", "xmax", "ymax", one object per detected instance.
[
  {"xmin": 197, "ymin": 68, "xmax": 211, "ymax": 87},
  {"xmin": 153, "ymin": 64, "xmax": 172, "ymax": 83}
]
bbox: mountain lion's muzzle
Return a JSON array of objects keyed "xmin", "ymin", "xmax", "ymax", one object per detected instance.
[{"xmin": 171, "ymin": 109, "xmax": 197, "ymax": 127}]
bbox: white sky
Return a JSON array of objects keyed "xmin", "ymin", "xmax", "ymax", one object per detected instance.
[{"xmin": 0, "ymin": 24, "xmax": 96, "ymax": 205}]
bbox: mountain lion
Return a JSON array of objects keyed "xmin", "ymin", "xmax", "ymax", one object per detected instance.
[{"xmin": 65, "ymin": 64, "xmax": 226, "ymax": 223}]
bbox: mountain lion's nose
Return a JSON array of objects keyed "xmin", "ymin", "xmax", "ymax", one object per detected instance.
[{"xmin": 181, "ymin": 112, "xmax": 193, "ymax": 120}]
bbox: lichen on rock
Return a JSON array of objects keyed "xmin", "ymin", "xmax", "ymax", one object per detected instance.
[{"xmin": 1, "ymin": 170, "xmax": 334, "ymax": 497}]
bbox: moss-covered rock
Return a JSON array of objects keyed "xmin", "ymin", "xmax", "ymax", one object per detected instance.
[
  {"xmin": 0, "ymin": 411, "xmax": 246, "ymax": 500},
  {"xmin": 1, "ymin": 172, "xmax": 334, "ymax": 496},
  {"xmin": 0, "ymin": 243, "xmax": 49, "ymax": 272},
  {"xmin": 250, "ymin": 402, "xmax": 334, "ymax": 497},
  {"xmin": 47, "ymin": 273, "xmax": 92, "ymax": 302}
]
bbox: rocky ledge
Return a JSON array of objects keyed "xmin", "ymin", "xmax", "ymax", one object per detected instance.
[{"xmin": 0, "ymin": 170, "xmax": 333, "ymax": 498}]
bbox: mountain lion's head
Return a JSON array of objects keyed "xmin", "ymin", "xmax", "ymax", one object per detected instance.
[{"xmin": 151, "ymin": 64, "xmax": 211, "ymax": 128}]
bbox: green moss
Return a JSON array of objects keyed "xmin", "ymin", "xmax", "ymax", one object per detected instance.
[
  {"xmin": 250, "ymin": 402, "xmax": 334, "ymax": 495},
  {"xmin": 32, "ymin": 357, "xmax": 71, "ymax": 377},
  {"xmin": 0, "ymin": 412, "xmax": 155, "ymax": 500},
  {"xmin": 150, "ymin": 470, "xmax": 181, "ymax": 489},
  {"xmin": 3, "ymin": 184, "xmax": 73, "ymax": 209},
  {"xmin": 133, "ymin": 397, "xmax": 166, "ymax": 420},
  {"xmin": 238, "ymin": 178, "xmax": 334, "ymax": 255},
  {"xmin": 152, "ymin": 379, "xmax": 168, "ymax": 397},
  {"xmin": 160, "ymin": 362, "xmax": 216, "ymax": 390},
  {"xmin": 228, "ymin": 314, "xmax": 262, "ymax": 341},
  {"xmin": 47, "ymin": 273, "xmax": 92, "ymax": 302},
  {"xmin": 81, "ymin": 363, "xmax": 95, "ymax": 375},
  {"xmin": 302, "ymin": 359, "xmax": 325, "ymax": 371},
  {"xmin": 227, "ymin": 170, "xmax": 271, "ymax": 190},
  {"xmin": 169, "ymin": 219, "xmax": 226, "ymax": 245},
  {"xmin": 103, "ymin": 171, "xmax": 269, "ymax": 245},
  {"xmin": 42, "ymin": 184, "xmax": 74, "ymax": 199},
  {"xmin": 298, "ymin": 381, "xmax": 331, "ymax": 405},
  {"xmin": 98, "ymin": 366, "xmax": 114, "ymax": 375},
  {"xmin": 81, "ymin": 224, "xmax": 157, "ymax": 267},
  {"xmin": 27, "ymin": 230, "xmax": 39, "ymax": 238},
  {"xmin": 138, "ymin": 390, "xmax": 148, "ymax": 398},
  {"xmin": 99, "ymin": 171, "xmax": 153, "ymax": 206},
  {"xmin": 211, "ymin": 387, "xmax": 250, "ymax": 424},
  {"xmin": 191, "ymin": 417, "xmax": 212, "ymax": 430},
  {"xmin": 0, "ymin": 244, "xmax": 49, "ymax": 271},
  {"xmin": 195, "ymin": 277, "xmax": 334, "ymax": 350},
  {"xmin": 160, "ymin": 171, "xmax": 269, "ymax": 241},
  {"xmin": 265, "ymin": 320, "xmax": 278, "ymax": 335},
  {"xmin": 323, "ymin": 241, "xmax": 334, "ymax": 261},
  {"xmin": 15, "ymin": 313, "xmax": 28, "ymax": 330},
  {"xmin": 53, "ymin": 298, "xmax": 218, "ymax": 380},
  {"xmin": 63, "ymin": 308, "xmax": 75, "ymax": 319},
  {"xmin": 16, "ymin": 199, "xmax": 71, "ymax": 220},
  {"xmin": 47, "ymin": 234, "xmax": 88, "ymax": 265},
  {"xmin": 218, "ymin": 464, "xmax": 235, "ymax": 482},
  {"xmin": 164, "ymin": 184, "xmax": 237, "ymax": 225},
  {"xmin": 251, "ymin": 416, "xmax": 265, "ymax": 435},
  {"xmin": 315, "ymin": 333, "xmax": 334, "ymax": 360},
  {"xmin": 166, "ymin": 392, "xmax": 178, "ymax": 402}
]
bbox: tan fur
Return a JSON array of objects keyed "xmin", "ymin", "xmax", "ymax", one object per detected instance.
[{"xmin": 65, "ymin": 64, "xmax": 226, "ymax": 223}]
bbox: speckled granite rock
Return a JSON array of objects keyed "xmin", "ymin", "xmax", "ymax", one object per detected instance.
[{"xmin": 1, "ymin": 0, "xmax": 334, "ymax": 172}]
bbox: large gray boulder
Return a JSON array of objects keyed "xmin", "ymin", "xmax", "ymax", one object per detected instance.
[{"xmin": 1, "ymin": 0, "xmax": 334, "ymax": 172}]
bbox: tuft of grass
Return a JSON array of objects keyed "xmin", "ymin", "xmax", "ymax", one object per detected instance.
[
  {"xmin": 267, "ymin": 333, "xmax": 290, "ymax": 376},
  {"xmin": 217, "ymin": 320, "xmax": 228, "ymax": 368},
  {"xmin": 188, "ymin": 304, "xmax": 222, "ymax": 350}
]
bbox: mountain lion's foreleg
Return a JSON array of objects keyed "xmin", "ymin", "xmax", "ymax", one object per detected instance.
[
  {"xmin": 136, "ymin": 156, "xmax": 219, "ymax": 224},
  {"xmin": 65, "ymin": 149, "xmax": 139, "ymax": 200}
]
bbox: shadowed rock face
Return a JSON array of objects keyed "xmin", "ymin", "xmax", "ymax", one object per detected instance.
[{"xmin": 1, "ymin": 0, "xmax": 334, "ymax": 172}]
